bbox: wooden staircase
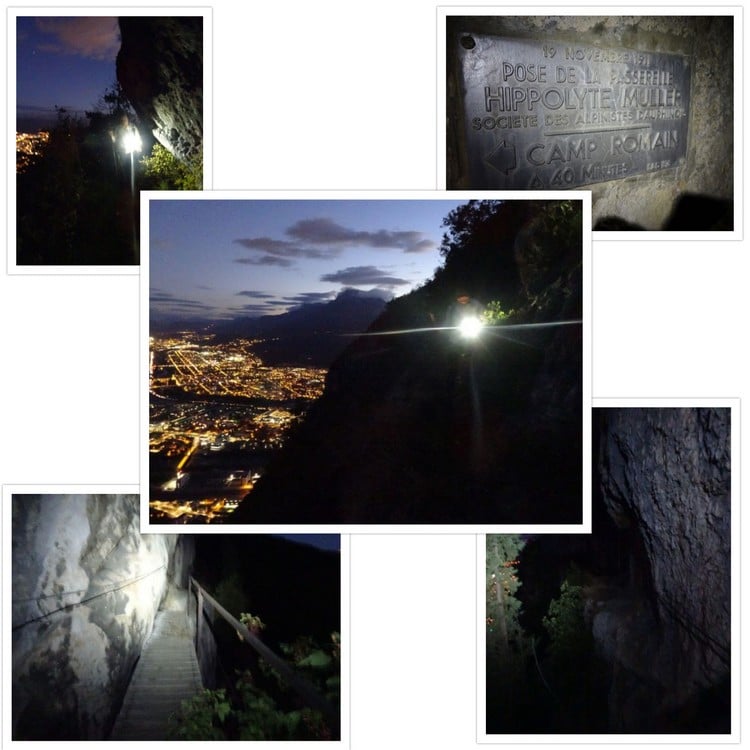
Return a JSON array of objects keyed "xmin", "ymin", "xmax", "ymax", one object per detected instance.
[{"xmin": 110, "ymin": 587, "xmax": 202, "ymax": 740}]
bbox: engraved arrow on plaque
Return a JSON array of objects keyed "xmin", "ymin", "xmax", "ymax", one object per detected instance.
[{"xmin": 485, "ymin": 140, "xmax": 517, "ymax": 174}]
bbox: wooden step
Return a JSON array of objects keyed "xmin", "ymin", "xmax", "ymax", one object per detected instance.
[{"xmin": 110, "ymin": 605, "xmax": 202, "ymax": 740}]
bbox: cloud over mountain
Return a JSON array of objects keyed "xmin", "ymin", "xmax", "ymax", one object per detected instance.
[{"xmin": 320, "ymin": 265, "xmax": 410, "ymax": 288}]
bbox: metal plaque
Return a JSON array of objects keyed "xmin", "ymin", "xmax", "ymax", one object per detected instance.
[{"xmin": 456, "ymin": 33, "xmax": 691, "ymax": 189}]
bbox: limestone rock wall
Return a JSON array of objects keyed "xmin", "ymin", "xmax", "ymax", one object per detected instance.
[
  {"xmin": 596, "ymin": 408, "xmax": 731, "ymax": 729},
  {"xmin": 447, "ymin": 16, "xmax": 734, "ymax": 229},
  {"xmin": 11, "ymin": 495, "xmax": 179, "ymax": 739},
  {"xmin": 117, "ymin": 16, "xmax": 203, "ymax": 161}
]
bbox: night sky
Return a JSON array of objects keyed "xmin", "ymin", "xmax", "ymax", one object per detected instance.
[
  {"xmin": 16, "ymin": 16, "xmax": 121, "ymax": 130},
  {"xmin": 274, "ymin": 534, "xmax": 341, "ymax": 552},
  {"xmin": 149, "ymin": 198, "xmax": 467, "ymax": 322}
]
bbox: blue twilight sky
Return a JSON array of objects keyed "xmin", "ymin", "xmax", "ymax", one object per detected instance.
[
  {"xmin": 16, "ymin": 16, "xmax": 121, "ymax": 130},
  {"xmin": 274, "ymin": 535, "xmax": 340, "ymax": 552},
  {"xmin": 149, "ymin": 198, "xmax": 469, "ymax": 322}
]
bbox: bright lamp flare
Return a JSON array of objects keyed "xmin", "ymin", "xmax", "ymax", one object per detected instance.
[
  {"xmin": 458, "ymin": 316, "xmax": 483, "ymax": 339},
  {"xmin": 123, "ymin": 129, "xmax": 142, "ymax": 154}
]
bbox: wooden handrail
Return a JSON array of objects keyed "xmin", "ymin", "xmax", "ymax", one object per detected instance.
[{"xmin": 189, "ymin": 576, "xmax": 339, "ymax": 729}]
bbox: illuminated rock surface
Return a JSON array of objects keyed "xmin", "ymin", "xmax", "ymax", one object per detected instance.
[
  {"xmin": 11, "ymin": 495, "xmax": 190, "ymax": 739},
  {"xmin": 596, "ymin": 407, "xmax": 730, "ymax": 730},
  {"xmin": 487, "ymin": 407, "xmax": 730, "ymax": 734},
  {"xmin": 117, "ymin": 16, "xmax": 203, "ymax": 161}
]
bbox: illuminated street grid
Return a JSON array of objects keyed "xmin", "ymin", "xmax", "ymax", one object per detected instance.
[
  {"xmin": 16, "ymin": 131, "xmax": 50, "ymax": 172},
  {"xmin": 152, "ymin": 332, "xmax": 325, "ymax": 401},
  {"xmin": 149, "ymin": 331, "xmax": 326, "ymax": 523}
]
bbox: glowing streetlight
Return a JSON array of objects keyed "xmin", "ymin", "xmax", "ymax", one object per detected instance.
[{"xmin": 122, "ymin": 127, "xmax": 142, "ymax": 197}]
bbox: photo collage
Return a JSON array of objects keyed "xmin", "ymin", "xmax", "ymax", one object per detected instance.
[{"xmin": 2, "ymin": 4, "xmax": 743, "ymax": 748}]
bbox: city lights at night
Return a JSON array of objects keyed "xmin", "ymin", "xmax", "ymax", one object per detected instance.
[
  {"xmin": 147, "ymin": 197, "xmax": 467, "ymax": 523},
  {"xmin": 146, "ymin": 195, "xmax": 586, "ymax": 526},
  {"xmin": 149, "ymin": 330, "xmax": 328, "ymax": 522},
  {"xmin": 15, "ymin": 131, "xmax": 50, "ymax": 172},
  {"xmin": 14, "ymin": 14, "xmax": 204, "ymax": 266}
]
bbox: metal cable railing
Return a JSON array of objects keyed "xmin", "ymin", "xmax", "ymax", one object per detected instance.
[
  {"xmin": 189, "ymin": 576, "xmax": 339, "ymax": 730},
  {"xmin": 12, "ymin": 565, "xmax": 167, "ymax": 632}
]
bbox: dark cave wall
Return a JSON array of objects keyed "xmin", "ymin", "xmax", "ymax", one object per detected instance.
[
  {"xmin": 11, "ymin": 495, "xmax": 182, "ymax": 740},
  {"xmin": 117, "ymin": 16, "xmax": 203, "ymax": 161},
  {"xmin": 596, "ymin": 407, "xmax": 731, "ymax": 729}
]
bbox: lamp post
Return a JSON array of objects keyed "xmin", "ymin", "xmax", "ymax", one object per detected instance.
[
  {"xmin": 121, "ymin": 126, "xmax": 142, "ymax": 263},
  {"xmin": 122, "ymin": 128, "xmax": 142, "ymax": 198}
]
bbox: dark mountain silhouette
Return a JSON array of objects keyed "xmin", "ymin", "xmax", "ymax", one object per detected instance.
[
  {"xmin": 232, "ymin": 200, "xmax": 584, "ymax": 524},
  {"xmin": 17, "ymin": 114, "xmax": 57, "ymax": 132},
  {"xmin": 152, "ymin": 289, "xmax": 388, "ymax": 367},
  {"xmin": 214, "ymin": 288, "xmax": 389, "ymax": 367},
  {"xmin": 215, "ymin": 288, "xmax": 387, "ymax": 336}
]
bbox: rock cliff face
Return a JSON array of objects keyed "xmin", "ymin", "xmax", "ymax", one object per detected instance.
[
  {"xmin": 117, "ymin": 17, "xmax": 203, "ymax": 160},
  {"xmin": 595, "ymin": 407, "xmax": 731, "ymax": 730},
  {"xmin": 237, "ymin": 200, "xmax": 583, "ymax": 524},
  {"xmin": 11, "ymin": 495, "xmax": 190, "ymax": 739}
]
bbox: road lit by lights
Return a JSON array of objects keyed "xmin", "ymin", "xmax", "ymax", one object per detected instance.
[{"xmin": 149, "ymin": 498, "xmax": 237, "ymax": 523}]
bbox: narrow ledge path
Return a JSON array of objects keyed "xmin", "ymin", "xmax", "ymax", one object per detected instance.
[{"xmin": 111, "ymin": 587, "xmax": 202, "ymax": 740}]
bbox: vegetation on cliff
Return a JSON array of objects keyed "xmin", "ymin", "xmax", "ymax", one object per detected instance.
[{"xmin": 236, "ymin": 199, "xmax": 584, "ymax": 524}]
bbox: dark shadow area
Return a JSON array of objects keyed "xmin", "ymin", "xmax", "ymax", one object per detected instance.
[
  {"xmin": 181, "ymin": 535, "xmax": 341, "ymax": 740},
  {"xmin": 235, "ymin": 199, "xmax": 584, "ymax": 525},
  {"xmin": 17, "ymin": 113, "xmax": 140, "ymax": 265},
  {"xmin": 594, "ymin": 193, "xmax": 734, "ymax": 232},
  {"xmin": 191, "ymin": 535, "xmax": 340, "ymax": 646},
  {"xmin": 486, "ymin": 407, "xmax": 731, "ymax": 735},
  {"xmin": 662, "ymin": 194, "xmax": 734, "ymax": 231}
]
